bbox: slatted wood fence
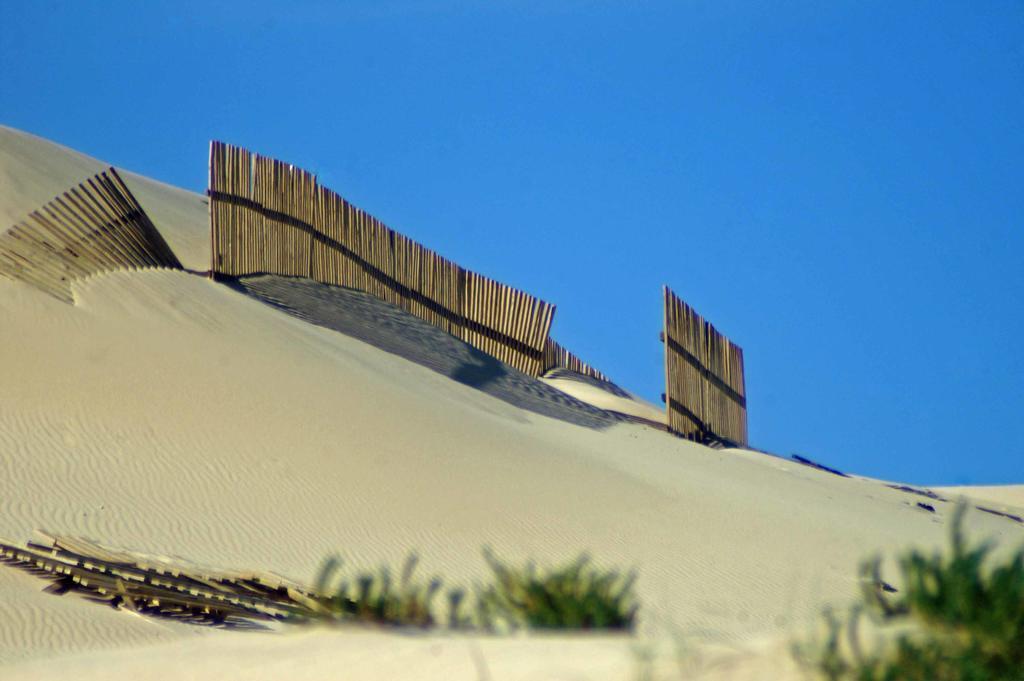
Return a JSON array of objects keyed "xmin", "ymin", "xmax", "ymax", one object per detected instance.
[
  {"xmin": 542, "ymin": 338, "xmax": 610, "ymax": 383},
  {"xmin": 0, "ymin": 533, "xmax": 323, "ymax": 629},
  {"xmin": 0, "ymin": 168, "xmax": 182, "ymax": 303},
  {"xmin": 663, "ymin": 286, "xmax": 747, "ymax": 445},
  {"xmin": 209, "ymin": 141, "xmax": 557, "ymax": 376}
]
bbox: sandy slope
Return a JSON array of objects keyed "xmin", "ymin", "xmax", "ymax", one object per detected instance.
[
  {"xmin": 539, "ymin": 370, "xmax": 667, "ymax": 424},
  {"xmin": 0, "ymin": 628, "xmax": 808, "ymax": 681},
  {"xmin": 1, "ymin": 126, "xmax": 1022, "ymax": 679},
  {"xmin": 933, "ymin": 486, "xmax": 1024, "ymax": 515},
  {"xmin": 0, "ymin": 125, "xmax": 209, "ymax": 271}
]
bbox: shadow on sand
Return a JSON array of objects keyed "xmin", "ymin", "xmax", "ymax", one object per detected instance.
[{"xmin": 226, "ymin": 275, "xmax": 634, "ymax": 431}]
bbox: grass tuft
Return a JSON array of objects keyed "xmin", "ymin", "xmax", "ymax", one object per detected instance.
[
  {"xmin": 306, "ymin": 549, "xmax": 638, "ymax": 632},
  {"xmin": 800, "ymin": 504, "xmax": 1024, "ymax": 681},
  {"xmin": 476, "ymin": 549, "xmax": 637, "ymax": 631},
  {"xmin": 310, "ymin": 553, "xmax": 441, "ymax": 628}
]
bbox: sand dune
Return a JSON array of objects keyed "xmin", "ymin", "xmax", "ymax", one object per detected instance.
[
  {"xmin": 1, "ymin": 125, "xmax": 1021, "ymax": 678},
  {"xmin": 0, "ymin": 125, "xmax": 209, "ymax": 271},
  {"xmin": 539, "ymin": 369, "xmax": 667, "ymax": 425},
  {"xmin": 932, "ymin": 486, "xmax": 1024, "ymax": 516}
]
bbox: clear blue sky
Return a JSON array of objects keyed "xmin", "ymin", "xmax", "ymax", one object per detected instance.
[{"xmin": 2, "ymin": 2, "xmax": 1021, "ymax": 484}]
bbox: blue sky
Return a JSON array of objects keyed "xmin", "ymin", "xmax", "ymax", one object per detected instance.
[{"xmin": 2, "ymin": 2, "xmax": 1021, "ymax": 484}]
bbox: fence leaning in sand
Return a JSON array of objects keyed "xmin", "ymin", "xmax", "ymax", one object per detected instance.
[
  {"xmin": 662, "ymin": 286, "xmax": 747, "ymax": 445},
  {"xmin": 208, "ymin": 141, "xmax": 556, "ymax": 376},
  {"xmin": 0, "ymin": 168, "xmax": 182, "ymax": 304},
  {"xmin": 542, "ymin": 338, "xmax": 610, "ymax": 383}
]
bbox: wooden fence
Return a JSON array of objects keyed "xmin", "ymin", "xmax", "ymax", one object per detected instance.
[
  {"xmin": 663, "ymin": 286, "xmax": 747, "ymax": 445},
  {"xmin": 542, "ymin": 338, "xmax": 610, "ymax": 383},
  {"xmin": 209, "ymin": 141, "xmax": 558, "ymax": 376},
  {"xmin": 0, "ymin": 533, "xmax": 322, "ymax": 629},
  {"xmin": 0, "ymin": 168, "xmax": 181, "ymax": 303}
]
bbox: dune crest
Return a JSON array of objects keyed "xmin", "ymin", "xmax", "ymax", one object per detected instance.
[{"xmin": 1, "ymin": 126, "xmax": 1021, "ymax": 678}]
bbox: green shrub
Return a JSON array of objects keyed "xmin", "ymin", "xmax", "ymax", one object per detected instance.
[
  {"xmin": 475, "ymin": 549, "xmax": 637, "ymax": 631},
  {"xmin": 804, "ymin": 505, "xmax": 1024, "ymax": 681},
  {"xmin": 310, "ymin": 553, "xmax": 442, "ymax": 628},
  {"xmin": 306, "ymin": 549, "xmax": 638, "ymax": 632}
]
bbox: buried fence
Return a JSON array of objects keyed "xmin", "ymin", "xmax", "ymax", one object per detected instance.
[
  {"xmin": 209, "ymin": 141, "xmax": 565, "ymax": 376},
  {"xmin": 662, "ymin": 286, "xmax": 747, "ymax": 446},
  {"xmin": 542, "ymin": 338, "xmax": 610, "ymax": 383},
  {"xmin": 207, "ymin": 142, "xmax": 757, "ymax": 441},
  {"xmin": 0, "ymin": 533, "xmax": 316, "ymax": 629},
  {"xmin": 0, "ymin": 168, "xmax": 181, "ymax": 303},
  {"xmin": 0, "ymin": 144, "xmax": 749, "ymax": 443}
]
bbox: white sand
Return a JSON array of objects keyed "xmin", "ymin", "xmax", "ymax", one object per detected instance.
[
  {"xmin": 933, "ymin": 486, "xmax": 1024, "ymax": 515},
  {"xmin": 539, "ymin": 372, "xmax": 667, "ymax": 424},
  {"xmin": 1, "ymin": 125, "xmax": 1021, "ymax": 679},
  {"xmin": 0, "ymin": 125, "xmax": 210, "ymax": 272}
]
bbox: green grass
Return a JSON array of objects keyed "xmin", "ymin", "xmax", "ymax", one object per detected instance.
[
  {"xmin": 801, "ymin": 504, "xmax": 1024, "ymax": 681},
  {"xmin": 310, "ymin": 553, "xmax": 442, "ymax": 628},
  {"xmin": 306, "ymin": 549, "xmax": 637, "ymax": 632},
  {"xmin": 476, "ymin": 549, "xmax": 637, "ymax": 631}
]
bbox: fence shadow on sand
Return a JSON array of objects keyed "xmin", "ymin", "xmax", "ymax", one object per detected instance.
[{"xmin": 228, "ymin": 274, "xmax": 636, "ymax": 431}]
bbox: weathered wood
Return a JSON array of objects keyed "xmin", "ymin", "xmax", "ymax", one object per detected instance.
[
  {"xmin": 0, "ymin": 534, "xmax": 324, "ymax": 629},
  {"xmin": 0, "ymin": 168, "xmax": 182, "ymax": 303},
  {"xmin": 208, "ymin": 141, "xmax": 556, "ymax": 376},
  {"xmin": 663, "ymin": 286, "xmax": 747, "ymax": 446},
  {"xmin": 541, "ymin": 338, "xmax": 610, "ymax": 382}
]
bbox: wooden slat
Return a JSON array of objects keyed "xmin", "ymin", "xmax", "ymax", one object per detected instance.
[
  {"xmin": 0, "ymin": 535, "xmax": 319, "ymax": 628},
  {"xmin": 207, "ymin": 141, "xmax": 556, "ymax": 376},
  {"xmin": 662, "ymin": 286, "xmax": 747, "ymax": 445},
  {"xmin": 0, "ymin": 168, "xmax": 182, "ymax": 303},
  {"xmin": 541, "ymin": 338, "xmax": 611, "ymax": 383}
]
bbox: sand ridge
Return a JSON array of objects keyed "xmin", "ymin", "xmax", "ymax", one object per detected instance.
[
  {"xmin": 932, "ymin": 486, "xmax": 1024, "ymax": 516},
  {"xmin": 1, "ymin": 125, "xmax": 1021, "ymax": 678},
  {"xmin": 0, "ymin": 125, "xmax": 209, "ymax": 271}
]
